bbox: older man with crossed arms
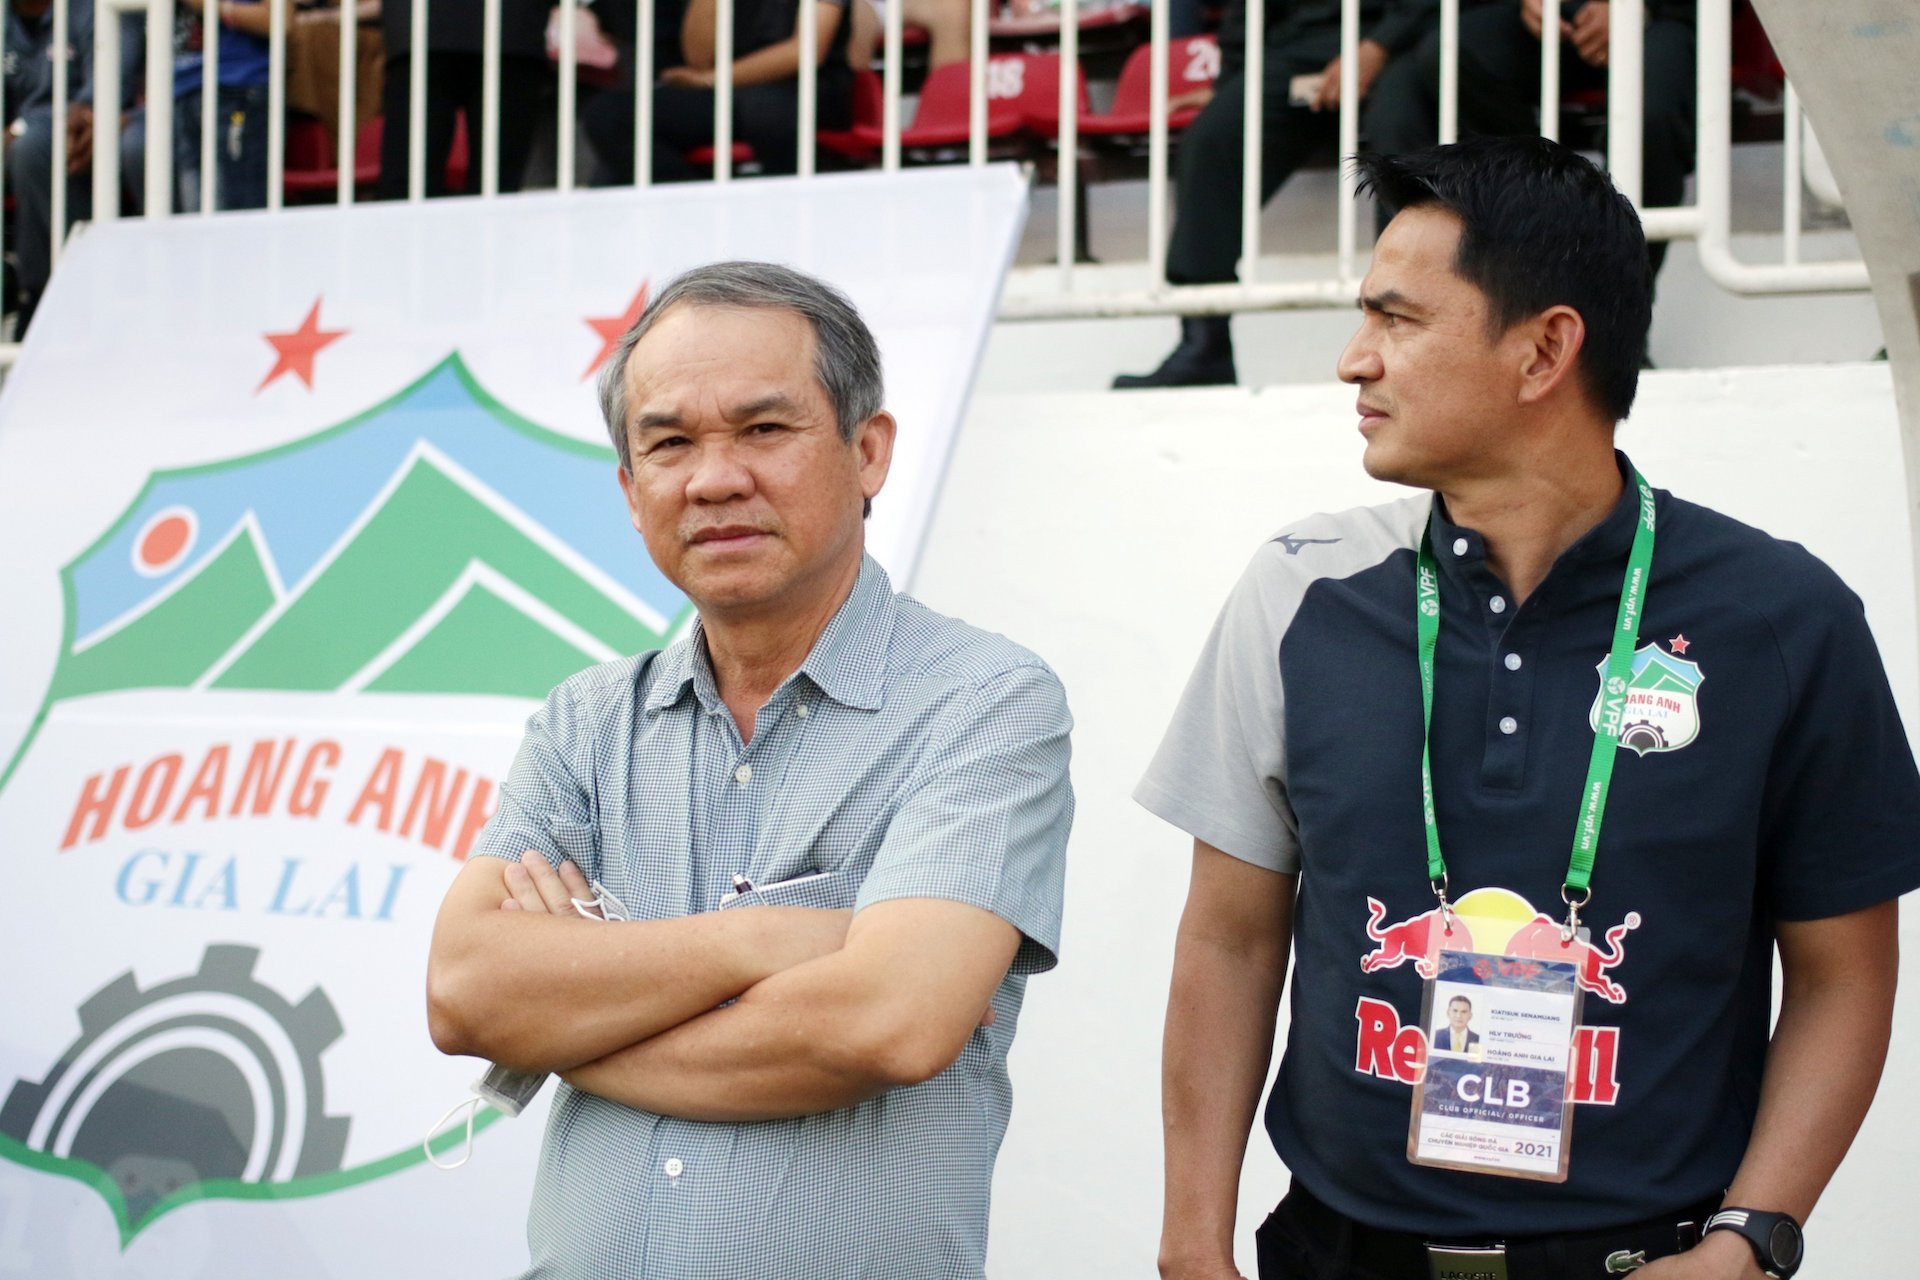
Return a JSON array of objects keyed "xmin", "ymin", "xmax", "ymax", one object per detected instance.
[{"xmin": 428, "ymin": 261, "xmax": 1073, "ymax": 1279}]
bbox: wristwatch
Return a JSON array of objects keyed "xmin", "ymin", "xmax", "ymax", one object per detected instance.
[{"xmin": 1703, "ymin": 1208, "xmax": 1803, "ymax": 1280}]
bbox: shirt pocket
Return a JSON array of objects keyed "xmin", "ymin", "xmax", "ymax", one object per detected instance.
[{"xmin": 717, "ymin": 868, "xmax": 854, "ymax": 913}]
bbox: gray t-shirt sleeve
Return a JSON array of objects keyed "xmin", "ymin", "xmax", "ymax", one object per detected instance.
[{"xmin": 1134, "ymin": 545, "xmax": 1301, "ymax": 873}]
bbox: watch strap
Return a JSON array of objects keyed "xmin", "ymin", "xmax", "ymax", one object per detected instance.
[{"xmin": 1704, "ymin": 1207, "xmax": 1803, "ymax": 1280}]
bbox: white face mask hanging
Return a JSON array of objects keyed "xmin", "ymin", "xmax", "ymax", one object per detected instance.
[{"xmin": 423, "ymin": 880, "xmax": 634, "ymax": 1170}]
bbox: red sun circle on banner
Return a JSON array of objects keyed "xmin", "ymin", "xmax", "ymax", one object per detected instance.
[{"xmin": 132, "ymin": 507, "xmax": 198, "ymax": 577}]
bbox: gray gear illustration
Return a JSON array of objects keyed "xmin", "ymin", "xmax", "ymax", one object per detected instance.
[
  {"xmin": 1620, "ymin": 720, "xmax": 1668, "ymax": 754},
  {"xmin": 0, "ymin": 944, "xmax": 349, "ymax": 1221}
]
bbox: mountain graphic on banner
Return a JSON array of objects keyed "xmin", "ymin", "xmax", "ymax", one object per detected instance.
[{"xmin": 33, "ymin": 356, "xmax": 690, "ymax": 720}]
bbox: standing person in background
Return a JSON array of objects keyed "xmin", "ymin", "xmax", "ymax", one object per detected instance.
[
  {"xmin": 582, "ymin": 0, "xmax": 852, "ymax": 184},
  {"xmin": 1110, "ymin": 0, "xmax": 1436, "ymax": 391},
  {"xmin": 378, "ymin": 0, "xmax": 547, "ymax": 197},
  {"xmin": 1365, "ymin": 0, "xmax": 1695, "ymax": 288}
]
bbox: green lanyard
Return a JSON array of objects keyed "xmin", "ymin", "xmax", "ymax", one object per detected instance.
[{"xmin": 1415, "ymin": 471, "xmax": 1657, "ymax": 939}]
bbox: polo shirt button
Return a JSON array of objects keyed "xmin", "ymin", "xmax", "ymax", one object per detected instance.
[
  {"xmin": 1505, "ymin": 653, "xmax": 1522, "ymax": 671},
  {"xmin": 795, "ymin": 703, "xmax": 810, "ymax": 718},
  {"xmin": 1489, "ymin": 596, "xmax": 1507, "ymax": 614},
  {"xmin": 734, "ymin": 764, "xmax": 753, "ymax": 784},
  {"xmin": 1499, "ymin": 716, "xmax": 1518, "ymax": 735},
  {"xmin": 1452, "ymin": 537, "xmax": 1469, "ymax": 556},
  {"xmin": 663, "ymin": 1157, "xmax": 684, "ymax": 1178}
]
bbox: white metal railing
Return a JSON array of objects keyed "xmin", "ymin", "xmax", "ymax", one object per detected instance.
[{"xmin": 0, "ymin": 0, "xmax": 1868, "ymax": 363}]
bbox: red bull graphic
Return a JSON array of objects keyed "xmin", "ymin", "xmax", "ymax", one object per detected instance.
[
  {"xmin": 1354, "ymin": 888, "xmax": 1638, "ymax": 1105},
  {"xmin": 1503, "ymin": 911, "xmax": 1642, "ymax": 1004},
  {"xmin": 1361, "ymin": 897, "xmax": 1474, "ymax": 978}
]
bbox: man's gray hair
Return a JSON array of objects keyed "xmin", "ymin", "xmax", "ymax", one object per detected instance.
[{"xmin": 597, "ymin": 261, "xmax": 885, "ymax": 470}]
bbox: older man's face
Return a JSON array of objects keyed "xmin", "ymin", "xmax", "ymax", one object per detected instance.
[
  {"xmin": 616, "ymin": 304, "xmax": 893, "ymax": 624},
  {"xmin": 1448, "ymin": 1000, "xmax": 1471, "ymax": 1032}
]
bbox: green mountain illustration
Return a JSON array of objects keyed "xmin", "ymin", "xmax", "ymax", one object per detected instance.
[
  {"xmin": 53, "ymin": 524, "xmax": 279, "ymax": 701},
  {"xmin": 364, "ymin": 574, "xmax": 606, "ymax": 695},
  {"xmin": 205, "ymin": 444, "xmax": 665, "ymax": 694}
]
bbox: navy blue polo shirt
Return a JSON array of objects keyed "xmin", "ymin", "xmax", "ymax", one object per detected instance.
[{"xmin": 1137, "ymin": 455, "xmax": 1920, "ymax": 1235}]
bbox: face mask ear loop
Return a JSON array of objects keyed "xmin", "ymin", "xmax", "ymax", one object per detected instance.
[{"xmin": 424, "ymin": 1096, "xmax": 482, "ymax": 1170}]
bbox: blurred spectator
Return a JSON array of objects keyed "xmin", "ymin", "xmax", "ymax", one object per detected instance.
[
  {"xmin": 378, "ymin": 0, "xmax": 548, "ymax": 197},
  {"xmin": 1366, "ymin": 0, "xmax": 1695, "ymax": 277},
  {"xmin": 582, "ymin": 0, "xmax": 853, "ymax": 184},
  {"xmin": 164, "ymin": 0, "xmax": 287, "ymax": 210},
  {"xmin": 846, "ymin": 0, "xmax": 969, "ymax": 71},
  {"xmin": 575, "ymin": 0, "xmax": 689, "ymax": 117},
  {"xmin": 4, "ymin": 0, "xmax": 141, "ymax": 330},
  {"xmin": 1113, "ymin": 0, "xmax": 1436, "ymax": 389}
]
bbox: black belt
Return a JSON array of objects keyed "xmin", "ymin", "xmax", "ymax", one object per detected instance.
[{"xmin": 1275, "ymin": 1182, "xmax": 1719, "ymax": 1279}]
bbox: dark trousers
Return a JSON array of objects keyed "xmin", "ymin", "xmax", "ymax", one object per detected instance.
[
  {"xmin": 377, "ymin": 51, "xmax": 545, "ymax": 198},
  {"xmin": 1364, "ymin": 5, "xmax": 1696, "ymax": 269},
  {"xmin": 582, "ymin": 79, "xmax": 851, "ymax": 185},
  {"xmin": 1164, "ymin": 52, "xmax": 1340, "ymax": 286},
  {"xmin": 1254, "ymin": 1182, "xmax": 1720, "ymax": 1279},
  {"xmin": 174, "ymin": 85, "xmax": 271, "ymax": 212}
]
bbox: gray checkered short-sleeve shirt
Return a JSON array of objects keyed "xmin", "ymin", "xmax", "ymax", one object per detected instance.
[{"xmin": 472, "ymin": 554, "xmax": 1074, "ymax": 1279}]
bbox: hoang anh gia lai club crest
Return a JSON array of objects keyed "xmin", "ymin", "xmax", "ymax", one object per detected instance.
[{"xmin": 1589, "ymin": 643, "xmax": 1704, "ymax": 756}]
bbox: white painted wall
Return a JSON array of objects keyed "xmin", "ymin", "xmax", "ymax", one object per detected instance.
[{"xmin": 914, "ymin": 363, "xmax": 1917, "ymax": 1279}]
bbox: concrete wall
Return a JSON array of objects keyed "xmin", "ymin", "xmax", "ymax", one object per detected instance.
[{"xmin": 915, "ymin": 364, "xmax": 1916, "ymax": 1278}]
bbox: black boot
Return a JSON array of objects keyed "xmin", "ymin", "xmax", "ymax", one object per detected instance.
[{"xmin": 1112, "ymin": 315, "xmax": 1236, "ymax": 389}]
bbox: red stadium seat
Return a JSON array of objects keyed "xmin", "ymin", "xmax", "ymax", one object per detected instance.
[
  {"xmin": 282, "ymin": 116, "xmax": 383, "ymax": 199},
  {"xmin": 1004, "ymin": 52, "xmax": 1092, "ymax": 139},
  {"xmin": 851, "ymin": 59, "xmax": 1024, "ymax": 152},
  {"xmin": 1730, "ymin": 0, "xmax": 1785, "ymax": 100},
  {"xmin": 445, "ymin": 114, "xmax": 468, "ymax": 190},
  {"xmin": 284, "ymin": 117, "xmax": 331, "ymax": 176},
  {"xmin": 683, "ymin": 142, "xmax": 758, "ymax": 168},
  {"xmin": 1080, "ymin": 34, "xmax": 1220, "ymax": 136}
]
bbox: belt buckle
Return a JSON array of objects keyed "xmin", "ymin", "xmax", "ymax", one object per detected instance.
[{"xmin": 1425, "ymin": 1243, "xmax": 1509, "ymax": 1280}]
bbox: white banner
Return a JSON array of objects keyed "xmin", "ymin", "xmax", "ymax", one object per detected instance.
[{"xmin": 0, "ymin": 165, "xmax": 1026, "ymax": 1278}]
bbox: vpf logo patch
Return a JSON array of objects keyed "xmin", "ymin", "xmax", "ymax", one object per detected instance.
[{"xmin": 1590, "ymin": 642, "xmax": 1704, "ymax": 755}]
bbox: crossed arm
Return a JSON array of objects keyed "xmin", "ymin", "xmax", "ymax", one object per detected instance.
[{"xmin": 427, "ymin": 851, "xmax": 1018, "ymax": 1113}]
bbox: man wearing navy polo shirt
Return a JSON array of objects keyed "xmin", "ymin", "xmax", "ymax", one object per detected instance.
[{"xmin": 1140, "ymin": 137, "xmax": 1920, "ymax": 1280}]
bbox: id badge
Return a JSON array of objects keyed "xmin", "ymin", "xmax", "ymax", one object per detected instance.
[{"xmin": 1408, "ymin": 945, "xmax": 1583, "ymax": 1181}]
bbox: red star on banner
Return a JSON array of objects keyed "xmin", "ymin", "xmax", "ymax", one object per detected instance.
[
  {"xmin": 1669, "ymin": 634, "xmax": 1691, "ymax": 655},
  {"xmin": 258, "ymin": 298, "xmax": 348, "ymax": 393},
  {"xmin": 582, "ymin": 282, "xmax": 650, "ymax": 380}
]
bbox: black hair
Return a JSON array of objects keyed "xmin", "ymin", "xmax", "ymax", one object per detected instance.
[{"xmin": 1356, "ymin": 136, "xmax": 1651, "ymax": 422}]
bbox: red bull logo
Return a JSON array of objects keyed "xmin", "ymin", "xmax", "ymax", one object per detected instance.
[
  {"xmin": 1353, "ymin": 887, "xmax": 1639, "ymax": 1106},
  {"xmin": 1503, "ymin": 911, "xmax": 1642, "ymax": 1004},
  {"xmin": 1360, "ymin": 897, "xmax": 1473, "ymax": 979}
]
